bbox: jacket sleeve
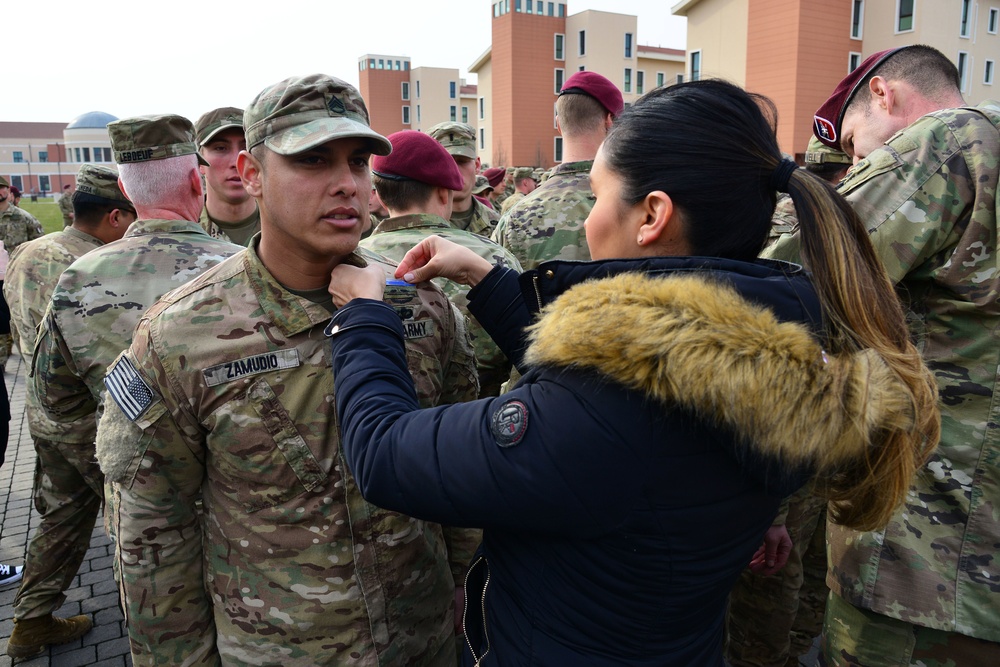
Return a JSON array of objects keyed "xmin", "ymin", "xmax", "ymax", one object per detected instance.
[
  {"xmin": 329, "ymin": 299, "xmax": 648, "ymax": 537},
  {"xmin": 97, "ymin": 320, "xmax": 217, "ymax": 667},
  {"xmin": 31, "ymin": 309, "xmax": 98, "ymax": 423},
  {"xmin": 467, "ymin": 266, "xmax": 534, "ymax": 370}
]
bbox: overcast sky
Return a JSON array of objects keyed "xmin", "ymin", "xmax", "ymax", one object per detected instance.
[{"xmin": 5, "ymin": 0, "xmax": 686, "ymax": 124}]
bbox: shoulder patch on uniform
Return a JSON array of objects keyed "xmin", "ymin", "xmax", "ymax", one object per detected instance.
[
  {"xmin": 401, "ymin": 319, "xmax": 436, "ymax": 340},
  {"xmin": 491, "ymin": 400, "xmax": 528, "ymax": 448},
  {"xmin": 104, "ymin": 357, "xmax": 160, "ymax": 422},
  {"xmin": 202, "ymin": 349, "xmax": 300, "ymax": 387}
]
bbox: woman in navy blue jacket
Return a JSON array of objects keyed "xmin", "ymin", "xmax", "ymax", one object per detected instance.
[{"xmin": 325, "ymin": 81, "xmax": 939, "ymax": 666}]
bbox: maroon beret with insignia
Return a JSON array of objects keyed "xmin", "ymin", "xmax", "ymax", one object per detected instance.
[
  {"xmin": 559, "ymin": 71, "xmax": 625, "ymax": 118},
  {"xmin": 813, "ymin": 48, "xmax": 904, "ymax": 150},
  {"xmin": 483, "ymin": 166, "xmax": 506, "ymax": 188},
  {"xmin": 372, "ymin": 130, "xmax": 464, "ymax": 191}
]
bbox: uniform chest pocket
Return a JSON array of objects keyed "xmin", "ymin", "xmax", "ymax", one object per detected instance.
[{"xmin": 217, "ymin": 377, "xmax": 329, "ymax": 513}]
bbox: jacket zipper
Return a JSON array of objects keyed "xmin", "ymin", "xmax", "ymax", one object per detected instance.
[
  {"xmin": 531, "ymin": 273, "xmax": 544, "ymax": 312},
  {"xmin": 464, "ymin": 555, "xmax": 491, "ymax": 667}
]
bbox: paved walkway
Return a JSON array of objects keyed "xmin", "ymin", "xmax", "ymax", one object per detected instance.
[{"xmin": 0, "ymin": 349, "xmax": 131, "ymax": 666}]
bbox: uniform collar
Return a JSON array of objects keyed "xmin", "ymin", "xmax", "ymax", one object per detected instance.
[
  {"xmin": 60, "ymin": 226, "xmax": 104, "ymax": 246},
  {"xmin": 123, "ymin": 218, "xmax": 212, "ymax": 238},
  {"xmin": 372, "ymin": 213, "xmax": 451, "ymax": 235}
]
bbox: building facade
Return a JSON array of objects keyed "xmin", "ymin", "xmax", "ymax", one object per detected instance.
[{"xmin": 672, "ymin": 0, "xmax": 999, "ymax": 157}]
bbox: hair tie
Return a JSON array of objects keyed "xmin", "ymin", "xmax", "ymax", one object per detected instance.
[{"xmin": 769, "ymin": 159, "xmax": 798, "ymax": 193}]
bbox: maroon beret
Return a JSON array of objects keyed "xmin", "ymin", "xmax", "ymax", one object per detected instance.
[
  {"xmin": 559, "ymin": 71, "xmax": 624, "ymax": 117},
  {"xmin": 372, "ymin": 130, "xmax": 464, "ymax": 191},
  {"xmin": 813, "ymin": 48, "xmax": 904, "ymax": 150},
  {"xmin": 483, "ymin": 166, "xmax": 505, "ymax": 188}
]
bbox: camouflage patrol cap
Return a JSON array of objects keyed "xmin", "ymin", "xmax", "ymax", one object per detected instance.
[
  {"xmin": 245, "ymin": 74, "xmax": 391, "ymax": 156},
  {"xmin": 0, "ymin": 175, "xmax": 8, "ymax": 188},
  {"xmin": 505, "ymin": 167, "xmax": 515, "ymax": 175},
  {"xmin": 514, "ymin": 167, "xmax": 535, "ymax": 180},
  {"xmin": 75, "ymin": 164, "xmax": 133, "ymax": 209},
  {"xmin": 804, "ymin": 136, "xmax": 852, "ymax": 166},
  {"xmin": 108, "ymin": 114, "xmax": 209, "ymax": 167},
  {"xmin": 532, "ymin": 168, "xmax": 545, "ymax": 181},
  {"xmin": 428, "ymin": 122, "xmax": 477, "ymax": 159},
  {"xmin": 195, "ymin": 107, "xmax": 244, "ymax": 146},
  {"xmin": 472, "ymin": 175, "xmax": 492, "ymax": 195}
]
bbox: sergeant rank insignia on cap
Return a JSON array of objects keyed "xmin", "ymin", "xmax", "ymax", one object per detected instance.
[{"xmin": 104, "ymin": 357, "xmax": 159, "ymax": 421}]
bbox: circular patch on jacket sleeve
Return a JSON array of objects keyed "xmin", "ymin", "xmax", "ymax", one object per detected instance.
[{"xmin": 490, "ymin": 400, "xmax": 529, "ymax": 448}]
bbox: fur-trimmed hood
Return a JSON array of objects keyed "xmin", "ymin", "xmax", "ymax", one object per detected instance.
[{"xmin": 523, "ymin": 272, "xmax": 914, "ymax": 469}]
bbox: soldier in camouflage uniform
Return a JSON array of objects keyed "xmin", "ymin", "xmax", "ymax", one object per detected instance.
[
  {"xmin": 96, "ymin": 74, "xmax": 480, "ymax": 667},
  {"xmin": 766, "ymin": 46, "xmax": 1000, "ymax": 666},
  {"xmin": 428, "ymin": 121, "xmax": 499, "ymax": 237},
  {"xmin": 57, "ymin": 184, "xmax": 74, "ymax": 226},
  {"xmin": 493, "ymin": 71, "xmax": 621, "ymax": 270},
  {"xmin": 498, "ymin": 167, "xmax": 538, "ymax": 216},
  {"xmin": 195, "ymin": 107, "xmax": 261, "ymax": 245},
  {"xmin": 0, "ymin": 174, "xmax": 43, "ymax": 368},
  {"xmin": 363, "ymin": 130, "xmax": 521, "ymax": 397},
  {"xmin": 3, "ymin": 165, "xmax": 137, "ymax": 660}
]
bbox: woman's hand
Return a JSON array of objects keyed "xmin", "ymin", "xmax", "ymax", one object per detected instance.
[
  {"xmin": 329, "ymin": 262, "xmax": 387, "ymax": 308},
  {"xmin": 396, "ymin": 235, "xmax": 494, "ymax": 287},
  {"xmin": 747, "ymin": 524, "xmax": 792, "ymax": 575}
]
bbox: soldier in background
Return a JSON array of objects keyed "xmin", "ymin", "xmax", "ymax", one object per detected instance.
[
  {"xmin": 57, "ymin": 184, "xmax": 74, "ymax": 226},
  {"xmin": 767, "ymin": 45, "xmax": 1000, "ymax": 666},
  {"xmin": 4, "ymin": 165, "xmax": 136, "ymax": 660},
  {"xmin": 483, "ymin": 166, "xmax": 506, "ymax": 209},
  {"xmin": 97, "ymin": 74, "xmax": 479, "ymax": 666},
  {"xmin": 10, "ymin": 186, "xmax": 22, "ymax": 207},
  {"xmin": 365, "ymin": 184, "xmax": 389, "ymax": 238},
  {"xmin": 499, "ymin": 167, "xmax": 538, "ymax": 216},
  {"xmin": 428, "ymin": 121, "xmax": 499, "ymax": 236},
  {"xmin": 471, "ymin": 174, "xmax": 495, "ymax": 210},
  {"xmin": 493, "ymin": 71, "xmax": 621, "ymax": 270},
  {"xmin": 195, "ymin": 107, "xmax": 261, "ymax": 245},
  {"xmin": 0, "ymin": 174, "xmax": 42, "ymax": 370},
  {"xmin": 363, "ymin": 129, "xmax": 521, "ymax": 397}
]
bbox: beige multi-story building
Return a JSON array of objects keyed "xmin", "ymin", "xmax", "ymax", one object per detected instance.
[
  {"xmin": 671, "ymin": 0, "xmax": 999, "ymax": 157},
  {"xmin": 0, "ymin": 111, "xmax": 116, "ymax": 197}
]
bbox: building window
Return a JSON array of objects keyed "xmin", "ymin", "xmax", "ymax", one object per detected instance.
[
  {"xmin": 12, "ymin": 151, "xmax": 23, "ymax": 163},
  {"xmin": 849, "ymin": 52, "xmax": 862, "ymax": 72},
  {"xmin": 402, "ymin": 82, "xmax": 410, "ymax": 100},
  {"xmin": 417, "ymin": 105, "xmax": 421, "ymax": 123},
  {"xmin": 554, "ymin": 136, "xmax": 563, "ymax": 162},
  {"xmin": 624, "ymin": 68, "xmax": 632, "ymax": 93},
  {"xmin": 39, "ymin": 175, "xmax": 50, "ymax": 192},
  {"xmin": 10, "ymin": 176, "xmax": 22, "ymax": 190},
  {"xmin": 479, "ymin": 97, "xmax": 485, "ymax": 119},
  {"xmin": 450, "ymin": 106, "xmax": 457, "ymax": 122},
  {"xmin": 851, "ymin": 0, "xmax": 864, "ymax": 39},
  {"xmin": 579, "ymin": 30, "xmax": 586, "ymax": 56},
  {"xmin": 450, "ymin": 82, "xmax": 456, "ymax": 99},
  {"xmin": 360, "ymin": 60, "xmax": 365, "ymax": 71},
  {"xmin": 404, "ymin": 61, "xmax": 410, "ymax": 71},
  {"xmin": 94, "ymin": 147, "xmax": 105, "ymax": 162},
  {"xmin": 480, "ymin": 128, "xmax": 485, "ymax": 150},
  {"xmin": 625, "ymin": 33, "xmax": 633, "ymax": 58},
  {"xmin": 38, "ymin": 151, "xmax": 48, "ymax": 163},
  {"xmin": 462, "ymin": 106, "xmax": 469, "ymax": 123},
  {"xmin": 494, "ymin": 2, "xmax": 500, "ymax": 17},
  {"xmin": 74, "ymin": 147, "xmax": 81, "ymax": 162},
  {"xmin": 369, "ymin": 59, "xmax": 375, "ymax": 69},
  {"xmin": 403, "ymin": 106, "xmax": 411, "ymax": 124},
  {"xmin": 986, "ymin": 59, "xmax": 995, "ymax": 84},
  {"xmin": 416, "ymin": 80, "xmax": 421, "ymax": 98},
  {"xmin": 505, "ymin": 0, "xmax": 510, "ymax": 13},
  {"xmin": 676, "ymin": 74, "xmax": 684, "ymax": 84},
  {"xmin": 378, "ymin": 59, "xmax": 384, "ymax": 69},
  {"xmin": 990, "ymin": 8, "xmax": 999, "ymax": 33},
  {"xmin": 555, "ymin": 33, "xmax": 565, "ymax": 60},
  {"xmin": 960, "ymin": 0, "xmax": 972, "ymax": 37},
  {"xmin": 691, "ymin": 51, "xmax": 702, "ymax": 81},
  {"xmin": 526, "ymin": 0, "xmax": 532, "ymax": 11},
  {"xmin": 897, "ymin": 0, "xmax": 914, "ymax": 32},
  {"xmin": 958, "ymin": 51, "xmax": 969, "ymax": 91},
  {"xmin": 547, "ymin": 2, "xmax": 554, "ymax": 16},
  {"xmin": 515, "ymin": 0, "xmax": 522, "ymax": 11},
  {"xmin": 558, "ymin": 3, "xmax": 565, "ymax": 17},
  {"xmin": 83, "ymin": 148, "xmax": 91, "ymax": 161},
  {"xmin": 536, "ymin": 1, "xmax": 544, "ymax": 14},
  {"xmin": 636, "ymin": 71, "xmax": 644, "ymax": 94},
  {"xmin": 555, "ymin": 68, "xmax": 565, "ymax": 93},
  {"xmin": 657, "ymin": 72, "xmax": 665, "ymax": 87},
  {"xmin": 103, "ymin": 148, "xmax": 112, "ymax": 162},
  {"xmin": 579, "ymin": 65, "xmax": 585, "ymax": 71}
]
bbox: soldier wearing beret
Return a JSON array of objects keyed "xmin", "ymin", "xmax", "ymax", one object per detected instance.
[
  {"xmin": 57, "ymin": 184, "xmax": 74, "ymax": 226},
  {"xmin": 0, "ymin": 174, "xmax": 43, "ymax": 369},
  {"xmin": 362, "ymin": 129, "xmax": 522, "ymax": 397},
  {"xmin": 195, "ymin": 107, "xmax": 261, "ymax": 246},
  {"xmin": 493, "ymin": 70, "xmax": 621, "ymax": 270},
  {"xmin": 498, "ymin": 166, "xmax": 538, "ymax": 216},
  {"xmin": 428, "ymin": 121, "xmax": 499, "ymax": 237},
  {"xmin": 19, "ymin": 117, "xmax": 241, "ymax": 658},
  {"xmin": 96, "ymin": 74, "xmax": 479, "ymax": 666},
  {"xmin": 3, "ymin": 165, "xmax": 136, "ymax": 659},
  {"xmin": 767, "ymin": 45, "xmax": 1000, "ymax": 666}
]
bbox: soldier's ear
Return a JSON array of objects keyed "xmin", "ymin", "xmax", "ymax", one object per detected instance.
[{"xmin": 238, "ymin": 150, "xmax": 263, "ymax": 199}]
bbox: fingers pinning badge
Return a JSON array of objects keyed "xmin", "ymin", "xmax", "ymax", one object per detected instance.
[{"xmin": 490, "ymin": 400, "xmax": 528, "ymax": 448}]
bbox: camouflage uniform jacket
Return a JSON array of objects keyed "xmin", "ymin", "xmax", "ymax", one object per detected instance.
[
  {"xmin": 362, "ymin": 213, "xmax": 522, "ymax": 396},
  {"xmin": 58, "ymin": 193, "xmax": 74, "ymax": 226},
  {"xmin": 492, "ymin": 160, "xmax": 595, "ymax": 270},
  {"xmin": 765, "ymin": 101, "xmax": 1000, "ymax": 641},
  {"xmin": 499, "ymin": 191, "xmax": 525, "ymax": 216},
  {"xmin": 0, "ymin": 204, "xmax": 44, "ymax": 251},
  {"xmin": 32, "ymin": 219, "xmax": 241, "ymax": 426},
  {"xmin": 450, "ymin": 196, "xmax": 498, "ymax": 238},
  {"xmin": 4, "ymin": 227, "xmax": 103, "ymax": 442},
  {"xmin": 199, "ymin": 204, "xmax": 263, "ymax": 247},
  {"xmin": 96, "ymin": 239, "xmax": 480, "ymax": 666}
]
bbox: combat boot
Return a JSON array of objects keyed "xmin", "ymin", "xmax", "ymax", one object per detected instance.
[{"xmin": 6, "ymin": 613, "xmax": 93, "ymax": 659}]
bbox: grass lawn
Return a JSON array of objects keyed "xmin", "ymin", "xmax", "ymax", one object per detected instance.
[{"xmin": 16, "ymin": 198, "xmax": 65, "ymax": 235}]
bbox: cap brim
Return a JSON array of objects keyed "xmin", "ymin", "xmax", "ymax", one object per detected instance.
[
  {"xmin": 198, "ymin": 123, "xmax": 244, "ymax": 147},
  {"xmin": 264, "ymin": 117, "xmax": 392, "ymax": 156},
  {"xmin": 444, "ymin": 146, "xmax": 477, "ymax": 160}
]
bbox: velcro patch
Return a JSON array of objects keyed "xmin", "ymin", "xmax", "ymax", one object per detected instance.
[
  {"xmin": 104, "ymin": 357, "xmax": 159, "ymax": 422},
  {"xmin": 401, "ymin": 319, "xmax": 436, "ymax": 340},
  {"xmin": 202, "ymin": 349, "xmax": 300, "ymax": 387},
  {"xmin": 491, "ymin": 400, "xmax": 528, "ymax": 448}
]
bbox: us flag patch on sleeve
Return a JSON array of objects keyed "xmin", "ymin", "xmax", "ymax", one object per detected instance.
[{"xmin": 104, "ymin": 356, "xmax": 160, "ymax": 422}]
